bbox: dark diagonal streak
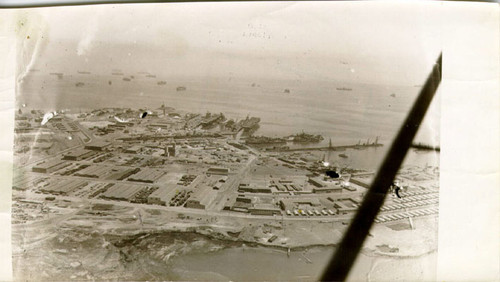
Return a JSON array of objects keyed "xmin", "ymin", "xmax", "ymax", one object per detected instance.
[{"xmin": 321, "ymin": 52, "xmax": 442, "ymax": 282}]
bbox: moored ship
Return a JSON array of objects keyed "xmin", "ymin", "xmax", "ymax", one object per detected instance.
[
  {"xmin": 238, "ymin": 116, "xmax": 261, "ymax": 136},
  {"xmin": 287, "ymin": 132, "xmax": 324, "ymax": 143},
  {"xmin": 244, "ymin": 136, "xmax": 286, "ymax": 145}
]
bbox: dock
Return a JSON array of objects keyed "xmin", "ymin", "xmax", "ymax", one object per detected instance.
[{"xmin": 269, "ymin": 143, "xmax": 383, "ymax": 152}]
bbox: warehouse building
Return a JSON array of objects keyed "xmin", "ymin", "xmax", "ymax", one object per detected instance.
[
  {"xmin": 149, "ymin": 122, "xmax": 170, "ymax": 130},
  {"xmin": 32, "ymin": 159, "xmax": 69, "ymax": 173},
  {"xmin": 308, "ymin": 177, "xmax": 325, "ymax": 188},
  {"xmin": 108, "ymin": 167, "xmax": 141, "ymax": 180},
  {"xmin": 127, "ymin": 168, "xmax": 165, "ymax": 183},
  {"xmin": 166, "ymin": 144, "xmax": 176, "ymax": 157},
  {"xmin": 72, "ymin": 165, "xmax": 138, "ymax": 180},
  {"xmin": 85, "ymin": 141, "xmax": 111, "ymax": 151},
  {"xmin": 100, "ymin": 184, "xmax": 145, "ymax": 201},
  {"xmin": 74, "ymin": 165, "xmax": 108, "ymax": 178},
  {"xmin": 185, "ymin": 188, "xmax": 217, "ymax": 210},
  {"xmin": 63, "ymin": 148, "xmax": 97, "ymax": 161},
  {"xmin": 309, "ymin": 177, "xmax": 343, "ymax": 193},
  {"xmin": 238, "ymin": 183, "xmax": 272, "ymax": 194},
  {"xmin": 206, "ymin": 167, "xmax": 230, "ymax": 176},
  {"xmin": 124, "ymin": 145, "xmax": 142, "ymax": 154},
  {"xmin": 334, "ymin": 198, "xmax": 358, "ymax": 214},
  {"xmin": 40, "ymin": 179, "xmax": 88, "ymax": 195},
  {"xmin": 249, "ymin": 203, "xmax": 281, "ymax": 216},
  {"xmin": 349, "ymin": 173, "xmax": 375, "ymax": 188},
  {"xmin": 12, "ymin": 174, "xmax": 43, "ymax": 191},
  {"xmin": 147, "ymin": 184, "xmax": 178, "ymax": 206},
  {"xmin": 279, "ymin": 198, "xmax": 323, "ymax": 211}
]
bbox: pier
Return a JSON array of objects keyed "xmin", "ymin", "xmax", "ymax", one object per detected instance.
[{"xmin": 275, "ymin": 143, "xmax": 383, "ymax": 152}]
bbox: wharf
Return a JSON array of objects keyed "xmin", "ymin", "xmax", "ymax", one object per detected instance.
[{"xmin": 270, "ymin": 143, "xmax": 383, "ymax": 152}]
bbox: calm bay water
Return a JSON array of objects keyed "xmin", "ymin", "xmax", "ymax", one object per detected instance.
[
  {"xmin": 169, "ymin": 245, "xmax": 437, "ymax": 281},
  {"xmin": 19, "ymin": 73, "xmax": 421, "ymax": 146}
]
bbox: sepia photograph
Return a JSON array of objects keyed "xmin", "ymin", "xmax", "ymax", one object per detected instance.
[{"xmin": 3, "ymin": 1, "xmax": 484, "ymax": 280}]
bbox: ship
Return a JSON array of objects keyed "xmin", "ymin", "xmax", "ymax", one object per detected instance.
[
  {"xmin": 390, "ymin": 93, "xmax": 396, "ymax": 97},
  {"xmin": 49, "ymin": 72, "xmax": 64, "ymax": 79},
  {"xmin": 112, "ymin": 72, "xmax": 123, "ymax": 76},
  {"xmin": 146, "ymin": 74, "xmax": 157, "ymax": 78},
  {"xmin": 200, "ymin": 113, "xmax": 225, "ymax": 129},
  {"xmin": 77, "ymin": 71, "xmax": 91, "ymax": 74},
  {"xmin": 288, "ymin": 132, "xmax": 324, "ymax": 143},
  {"xmin": 75, "ymin": 82, "xmax": 85, "ymax": 87},
  {"xmin": 336, "ymin": 87, "xmax": 352, "ymax": 91},
  {"xmin": 244, "ymin": 136, "xmax": 287, "ymax": 145},
  {"xmin": 339, "ymin": 153, "xmax": 348, "ymax": 158},
  {"xmin": 123, "ymin": 77, "xmax": 131, "ymax": 82},
  {"xmin": 157, "ymin": 81, "xmax": 167, "ymax": 85},
  {"xmin": 411, "ymin": 142, "xmax": 440, "ymax": 152},
  {"xmin": 238, "ymin": 116, "xmax": 261, "ymax": 136},
  {"xmin": 176, "ymin": 86, "xmax": 187, "ymax": 91},
  {"xmin": 284, "ymin": 88, "xmax": 290, "ymax": 94}
]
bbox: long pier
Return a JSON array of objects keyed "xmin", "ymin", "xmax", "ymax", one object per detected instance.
[{"xmin": 268, "ymin": 143, "xmax": 383, "ymax": 152}]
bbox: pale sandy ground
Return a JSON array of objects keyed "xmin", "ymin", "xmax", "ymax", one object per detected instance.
[{"xmin": 12, "ymin": 197, "xmax": 438, "ymax": 281}]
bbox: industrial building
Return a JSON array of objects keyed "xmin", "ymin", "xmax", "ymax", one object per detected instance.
[
  {"xmin": 85, "ymin": 141, "xmax": 111, "ymax": 151},
  {"xmin": 206, "ymin": 167, "xmax": 229, "ymax": 176},
  {"xmin": 127, "ymin": 168, "xmax": 165, "ymax": 183},
  {"xmin": 12, "ymin": 174, "xmax": 44, "ymax": 191},
  {"xmin": 334, "ymin": 198, "xmax": 358, "ymax": 214},
  {"xmin": 248, "ymin": 203, "xmax": 281, "ymax": 216},
  {"xmin": 349, "ymin": 173, "xmax": 375, "ymax": 188},
  {"xmin": 74, "ymin": 165, "xmax": 108, "ymax": 178},
  {"xmin": 231, "ymin": 198, "xmax": 253, "ymax": 213},
  {"xmin": 32, "ymin": 159, "xmax": 69, "ymax": 173},
  {"xmin": 185, "ymin": 188, "xmax": 217, "ymax": 209},
  {"xmin": 279, "ymin": 198, "xmax": 323, "ymax": 211},
  {"xmin": 147, "ymin": 184, "xmax": 179, "ymax": 206},
  {"xmin": 63, "ymin": 148, "xmax": 97, "ymax": 161},
  {"xmin": 149, "ymin": 122, "xmax": 170, "ymax": 130},
  {"xmin": 40, "ymin": 179, "xmax": 88, "ymax": 195},
  {"xmin": 100, "ymin": 184, "xmax": 145, "ymax": 201},
  {"xmin": 166, "ymin": 144, "xmax": 176, "ymax": 157},
  {"xmin": 124, "ymin": 145, "xmax": 142, "ymax": 154},
  {"xmin": 270, "ymin": 179, "xmax": 302, "ymax": 192},
  {"xmin": 238, "ymin": 183, "xmax": 272, "ymax": 193},
  {"xmin": 74, "ymin": 165, "xmax": 139, "ymax": 180},
  {"xmin": 308, "ymin": 177, "xmax": 343, "ymax": 193}
]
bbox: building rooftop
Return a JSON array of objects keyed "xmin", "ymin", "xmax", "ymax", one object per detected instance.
[
  {"xmin": 128, "ymin": 168, "xmax": 165, "ymax": 183},
  {"xmin": 101, "ymin": 184, "xmax": 144, "ymax": 200},
  {"xmin": 64, "ymin": 148, "xmax": 94, "ymax": 158},
  {"xmin": 85, "ymin": 141, "xmax": 111, "ymax": 148},
  {"xmin": 33, "ymin": 159, "xmax": 66, "ymax": 169}
]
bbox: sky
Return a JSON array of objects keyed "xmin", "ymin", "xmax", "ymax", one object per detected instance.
[{"xmin": 13, "ymin": 1, "xmax": 444, "ymax": 86}]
